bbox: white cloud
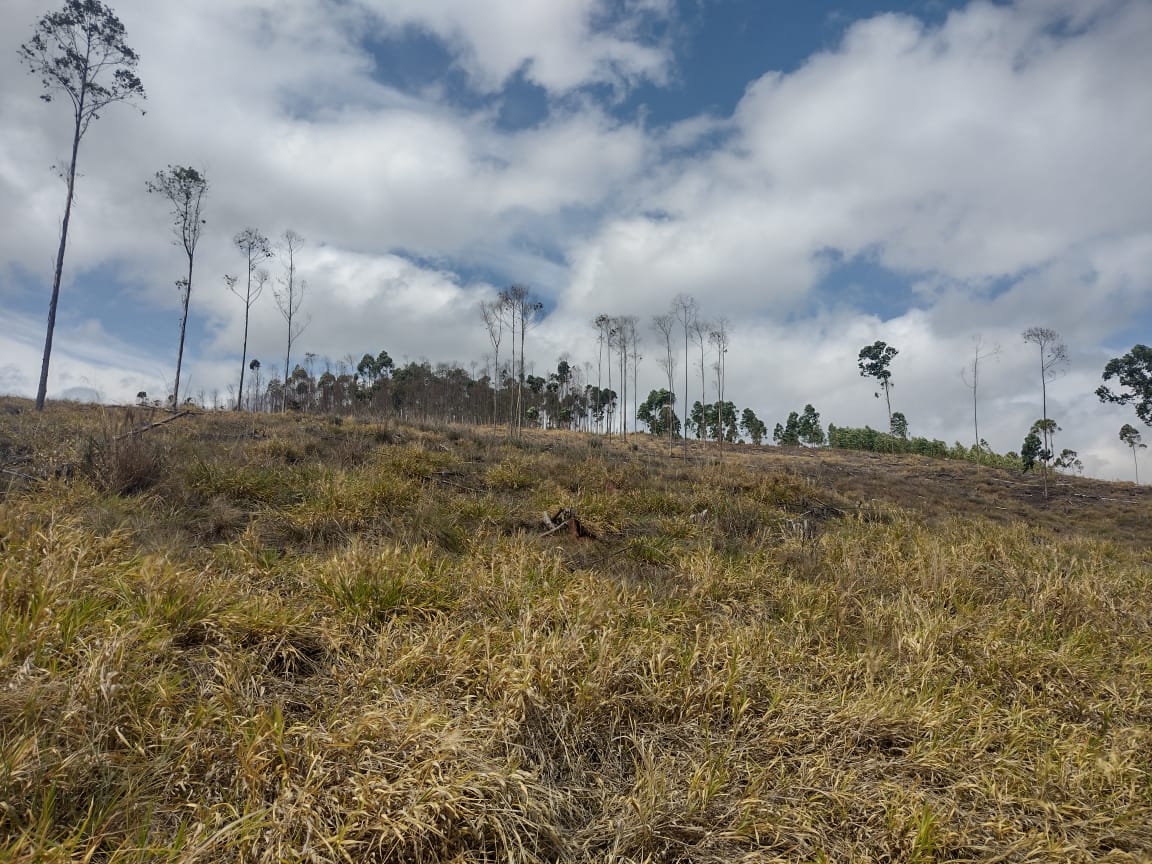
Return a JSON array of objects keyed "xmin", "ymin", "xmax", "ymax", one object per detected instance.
[
  {"xmin": 1, "ymin": 0, "xmax": 1151, "ymax": 479},
  {"xmin": 360, "ymin": 0, "xmax": 674, "ymax": 94}
]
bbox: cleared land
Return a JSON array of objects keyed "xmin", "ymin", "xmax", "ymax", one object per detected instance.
[{"xmin": 1, "ymin": 399, "xmax": 1150, "ymax": 862}]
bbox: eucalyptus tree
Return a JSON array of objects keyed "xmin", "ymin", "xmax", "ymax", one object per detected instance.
[
  {"xmin": 708, "ymin": 318, "xmax": 730, "ymax": 456},
  {"xmin": 961, "ymin": 337, "xmax": 1000, "ymax": 453},
  {"xmin": 1120, "ymin": 424, "xmax": 1145, "ymax": 484},
  {"xmin": 480, "ymin": 299, "xmax": 505, "ymax": 427},
  {"xmin": 691, "ymin": 316, "xmax": 710, "ymax": 442},
  {"xmin": 20, "ymin": 0, "xmax": 145, "ymax": 410},
  {"xmin": 1098, "ymin": 345, "xmax": 1152, "ymax": 426},
  {"xmin": 275, "ymin": 229, "xmax": 309, "ymax": 408},
  {"xmin": 147, "ymin": 165, "xmax": 208, "ymax": 409},
  {"xmin": 227, "ymin": 228, "xmax": 272, "ymax": 410},
  {"xmin": 1021, "ymin": 327, "xmax": 1067, "ymax": 456},
  {"xmin": 502, "ymin": 286, "xmax": 543, "ymax": 435},
  {"xmin": 651, "ymin": 313, "xmax": 678, "ymax": 453},
  {"xmin": 673, "ymin": 295, "xmax": 698, "ymax": 450},
  {"xmin": 858, "ymin": 340, "xmax": 898, "ymax": 426}
]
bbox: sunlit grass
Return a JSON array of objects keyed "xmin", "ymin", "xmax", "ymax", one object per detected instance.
[{"xmin": 1, "ymin": 399, "xmax": 1150, "ymax": 862}]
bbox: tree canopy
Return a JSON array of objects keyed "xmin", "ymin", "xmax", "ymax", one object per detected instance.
[{"xmin": 1098, "ymin": 345, "xmax": 1152, "ymax": 425}]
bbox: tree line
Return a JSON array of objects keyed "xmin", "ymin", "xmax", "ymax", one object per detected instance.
[{"xmin": 20, "ymin": 1, "xmax": 1152, "ymax": 483}]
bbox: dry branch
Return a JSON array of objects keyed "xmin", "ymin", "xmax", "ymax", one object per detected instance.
[{"xmin": 115, "ymin": 409, "xmax": 194, "ymax": 440}]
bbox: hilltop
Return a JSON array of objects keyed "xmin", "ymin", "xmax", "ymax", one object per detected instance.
[{"xmin": 1, "ymin": 399, "xmax": 1150, "ymax": 862}]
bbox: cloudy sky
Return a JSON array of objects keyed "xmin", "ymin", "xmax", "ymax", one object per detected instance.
[{"xmin": 1, "ymin": 0, "xmax": 1150, "ymax": 479}]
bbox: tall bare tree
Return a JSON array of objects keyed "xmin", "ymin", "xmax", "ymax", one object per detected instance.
[
  {"xmin": 147, "ymin": 165, "xmax": 208, "ymax": 409},
  {"xmin": 227, "ymin": 228, "xmax": 272, "ymax": 410},
  {"xmin": 594, "ymin": 314, "xmax": 613, "ymax": 434},
  {"xmin": 691, "ymin": 315, "xmax": 710, "ymax": 443},
  {"xmin": 275, "ymin": 229, "xmax": 309, "ymax": 408},
  {"xmin": 1022, "ymin": 327, "xmax": 1068, "ymax": 455},
  {"xmin": 673, "ymin": 295, "xmax": 698, "ymax": 451},
  {"xmin": 652, "ymin": 313, "xmax": 678, "ymax": 453},
  {"xmin": 480, "ymin": 299, "xmax": 505, "ymax": 427},
  {"xmin": 709, "ymin": 318, "xmax": 730, "ymax": 459},
  {"xmin": 627, "ymin": 317, "xmax": 641, "ymax": 436},
  {"xmin": 20, "ymin": 0, "xmax": 145, "ymax": 410},
  {"xmin": 960, "ymin": 336, "xmax": 1000, "ymax": 453},
  {"xmin": 500, "ymin": 286, "xmax": 542, "ymax": 435}
]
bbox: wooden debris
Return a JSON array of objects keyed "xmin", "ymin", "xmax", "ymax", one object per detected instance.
[
  {"xmin": 541, "ymin": 506, "xmax": 596, "ymax": 539},
  {"xmin": 115, "ymin": 409, "xmax": 194, "ymax": 440}
]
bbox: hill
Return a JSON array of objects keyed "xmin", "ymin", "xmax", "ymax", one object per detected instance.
[{"xmin": 2, "ymin": 398, "xmax": 1150, "ymax": 862}]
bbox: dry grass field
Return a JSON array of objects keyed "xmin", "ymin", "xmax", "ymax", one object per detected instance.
[{"xmin": 2, "ymin": 398, "xmax": 1150, "ymax": 862}]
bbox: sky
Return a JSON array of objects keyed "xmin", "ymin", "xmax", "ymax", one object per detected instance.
[{"xmin": 1, "ymin": 0, "xmax": 1150, "ymax": 480}]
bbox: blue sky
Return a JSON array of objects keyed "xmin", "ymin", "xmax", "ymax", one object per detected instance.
[{"xmin": 1, "ymin": 0, "xmax": 1150, "ymax": 479}]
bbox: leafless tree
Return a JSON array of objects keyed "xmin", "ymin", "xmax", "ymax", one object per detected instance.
[
  {"xmin": 480, "ymin": 299, "xmax": 504, "ymax": 427},
  {"xmin": 1022, "ymin": 327, "xmax": 1068, "ymax": 454},
  {"xmin": 673, "ymin": 295, "xmax": 698, "ymax": 451},
  {"xmin": 501, "ymin": 285, "xmax": 543, "ymax": 436},
  {"xmin": 652, "ymin": 313, "xmax": 678, "ymax": 453},
  {"xmin": 961, "ymin": 336, "xmax": 1000, "ymax": 454},
  {"xmin": 709, "ymin": 318, "xmax": 730, "ymax": 459},
  {"xmin": 691, "ymin": 316, "xmax": 710, "ymax": 444},
  {"xmin": 227, "ymin": 229, "xmax": 272, "ymax": 410},
  {"xmin": 275, "ymin": 229, "xmax": 310, "ymax": 408}
]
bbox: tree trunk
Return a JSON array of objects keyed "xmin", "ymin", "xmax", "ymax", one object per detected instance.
[
  {"xmin": 173, "ymin": 255, "xmax": 193, "ymax": 408},
  {"xmin": 36, "ymin": 108, "xmax": 84, "ymax": 411}
]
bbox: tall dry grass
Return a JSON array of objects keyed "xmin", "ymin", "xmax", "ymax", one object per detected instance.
[{"xmin": 1, "ymin": 402, "xmax": 1149, "ymax": 862}]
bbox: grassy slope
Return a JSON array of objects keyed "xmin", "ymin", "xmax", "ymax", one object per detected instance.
[{"xmin": 1, "ymin": 399, "xmax": 1150, "ymax": 863}]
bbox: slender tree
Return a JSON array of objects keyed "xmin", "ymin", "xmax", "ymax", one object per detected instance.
[
  {"xmin": 961, "ymin": 337, "xmax": 1000, "ymax": 454},
  {"xmin": 275, "ymin": 229, "xmax": 309, "ymax": 408},
  {"xmin": 673, "ymin": 295, "xmax": 698, "ymax": 452},
  {"xmin": 147, "ymin": 165, "xmax": 208, "ymax": 409},
  {"xmin": 1119, "ymin": 424, "xmax": 1145, "ymax": 484},
  {"xmin": 227, "ymin": 229, "xmax": 272, "ymax": 410},
  {"xmin": 502, "ymin": 286, "xmax": 542, "ymax": 436},
  {"xmin": 691, "ymin": 316, "xmax": 710, "ymax": 444},
  {"xmin": 21, "ymin": 0, "xmax": 145, "ymax": 410},
  {"xmin": 858, "ymin": 340, "xmax": 898, "ymax": 425},
  {"xmin": 708, "ymin": 318, "xmax": 730, "ymax": 459},
  {"xmin": 652, "ymin": 313, "xmax": 678, "ymax": 454},
  {"xmin": 480, "ymin": 299, "xmax": 504, "ymax": 427},
  {"xmin": 248, "ymin": 358, "xmax": 261, "ymax": 411},
  {"xmin": 1021, "ymin": 327, "xmax": 1068, "ymax": 456}
]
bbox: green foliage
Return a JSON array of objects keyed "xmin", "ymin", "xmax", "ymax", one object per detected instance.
[
  {"xmin": 739, "ymin": 407, "xmax": 767, "ymax": 445},
  {"xmin": 774, "ymin": 405, "xmax": 824, "ymax": 446},
  {"xmin": 889, "ymin": 411, "xmax": 908, "ymax": 439},
  {"xmin": 1120, "ymin": 423, "xmax": 1144, "ymax": 450},
  {"xmin": 1021, "ymin": 430, "xmax": 1042, "ymax": 472},
  {"xmin": 1055, "ymin": 448, "xmax": 1083, "ymax": 475},
  {"xmin": 638, "ymin": 389, "xmax": 680, "ymax": 437},
  {"xmin": 20, "ymin": 0, "xmax": 146, "ymax": 123},
  {"xmin": 857, "ymin": 340, "xmax": 898, "ymax": 410},
  {"xmin": 689, "ymin": 400, "xmax": 738, "ymax": 442},
  {"xmin": 1099, "ymin": 345, "xmax": 1152, "ymax": 425},
  {"xmin": 773, "ymin": 412, "xmax": 800, "ymax": 446},
  {"xmin": 799, "ymin": 404, "xmax": 825, "ymax": 446},
  {"xmin": 828, "ymin": 424, "xmax": 1022, "ymax": 469},
  {"xmin": 1120, "ymin": 423, "xmax": 1145, "ymax": 483}
]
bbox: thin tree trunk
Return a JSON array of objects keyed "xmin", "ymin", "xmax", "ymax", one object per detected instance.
[
  {"xmin": 237, "ymin": 308, "xmax": 248, "ymax": 411},
  {"xmin": 36, "ymin": 110, "xmax": 84, "ymax": 411},
  {"xmin": 173, "ymin": 255, "xmax": 193, "ymax": 408}
]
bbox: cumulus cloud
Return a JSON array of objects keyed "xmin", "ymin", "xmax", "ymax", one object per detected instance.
[
  {"xmin": 360, "ymin": 0, "xmax": 674, "ymax": 94},
  {"xmin": 1, "ymin": 0, "xmax": 1150, "ymax": 480}
]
